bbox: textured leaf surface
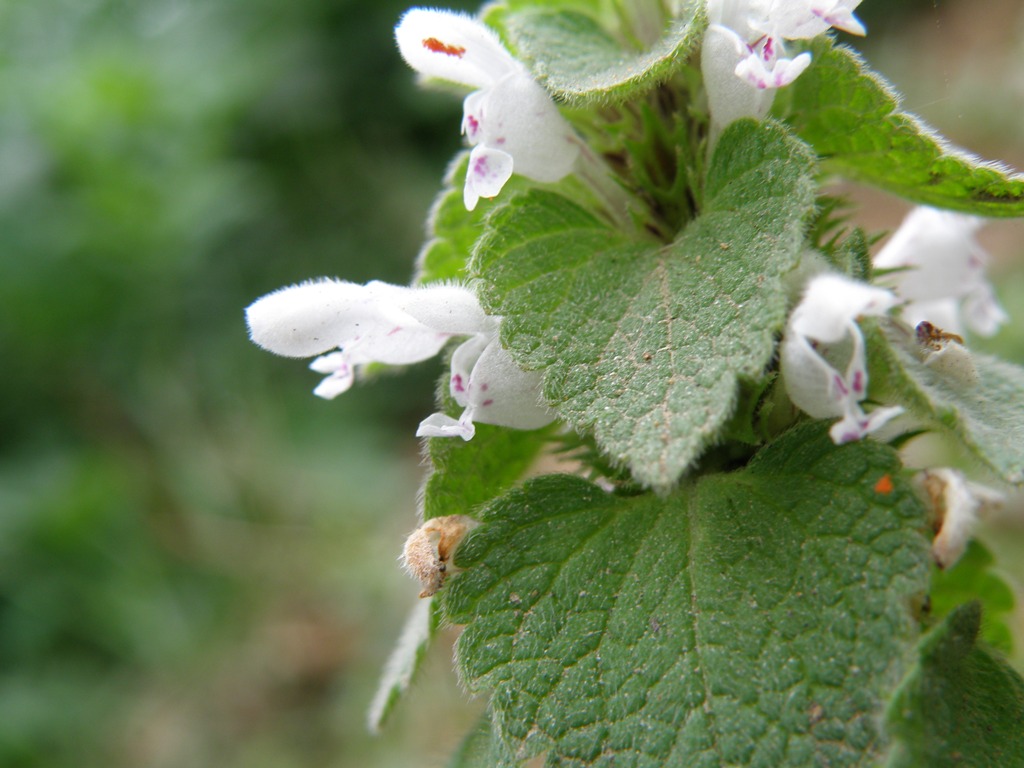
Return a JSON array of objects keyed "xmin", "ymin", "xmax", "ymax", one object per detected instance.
[
  {"xmin": 929, "ymin": 541, "xmax": 1015, "ymax": 654},
  {"xmin": 415, "ymin": 152, "xmax": 607, "ymax": 285},
  {"xmin": 866, "ymin": 319, "xmax": 1024, "ymax": 484},
  {"xmin": 420, "ymin": 405, "xmax": 552, "ymax": 522},
  {"xmin": 784, "ymin": 42, "xmax": 1024, "ymax": 216},
  {"xmin": 416, "ymin": 152, "xmax": 538, "ymax": 285},
  {"xmin": 415, "ymin": 152, "xmax": 479, "ymax": 285},
  {"xmin": 444, "ymin": 426, "xmax": 931, "ymax": 767},
  {"xmin": 474, "ymin": 120, "xmax": 815, "ymax": 487},
  {"xmin": 500, "ymin": 4, "xmax": 705, "ymax": 104},
  {"xmin": 886, "ymin": 603, "xmax": 1024, "ymax": 768}
]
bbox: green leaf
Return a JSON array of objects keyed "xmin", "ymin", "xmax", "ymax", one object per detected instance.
[
  {"xmin": 414, "ymin": 152, "xmax": 609, "ymax": 285},
  {"xmin": 374, "ymin": 374, "xmax": 550, "ymax": 729},
  {"xmin": 415, "ymin": 153, "xmax": 474, "ymax": 285},
  {"xmin": 783, "ymin": 41, "xmax": 1024, "ymax": 217},
  {"xmin": 498, "ymin": 4, "xmax": 705, "ymax": 104},
  {"xmin": 415, "ymin": 152, "xmax": 500, "ymax": 285},
  {"xmin": 444, "ymin": 425, "xmax": 931, "ymax": 766},
  {"xmin": 367, "ymin": 597, "xmax": 439, "ymax": 733},
  {"xmin": 866, "ymin": 319, "xmax": 1024, "ymax": 484},
  {"xmin": 886, "ymin": 603, "xmax": 1024, "ymax": 768},
  {"xmin": 448, "ymin": 711, "xmax": 518, "ymax": 768},
  {"xmin": 929, "ymin": 541, "xmax": 1016, "ymax": 655},
  {"xmin": 473, "ymin": 119, "xmax": 816, "ymax": 487},
  {"xmin": 420, "ymin": 416, "xmax": 553, "ymax": 522}
]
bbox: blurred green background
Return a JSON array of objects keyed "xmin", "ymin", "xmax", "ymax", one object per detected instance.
[{"xmin": 0, "ymin": 1, "xmax": 1022, "ymax": 766}]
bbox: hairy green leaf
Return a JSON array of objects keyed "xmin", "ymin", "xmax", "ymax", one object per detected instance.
[
  {"xmin": 929, "ymin": 541, "xmax": 1016, "ymax": 655},
  {"xmin": 473, "ymin": 120, "xmax": 815, "ymax": 487},
  {"xmin": 420, "ymin": 385, "xmax": 553, "ymax": 521},
  {"xmin": 415, "ymin": 152, "xmax": 478, "ymax": 285},
  {"xmin": 416, "ymin": 152, "xmax": 543, "ymax": 285},
  {"xmin": 499, "ymin": 4, "xmax": 705, "ymax": 104},
  {"xmin": 420, "ymin": 421, "xmax": 552, "ymax": 522},
  {"xmin": 448, "ymin": 711, "xmax": 518, "ymax": 768},
  {"xmin": 444, "ymin": 425, "xmax": 931, "ymax": 766},
  {"xmin": 886, "ymin": 603, "xmax": 1024, "ymax": 767},
  {"xmin": 866, "ymin": 319, "xmax": 1024, "ymax": 484},
  {"xmin": 783, "ymin": 41, "xmax": 1024, "ymax": 216}
]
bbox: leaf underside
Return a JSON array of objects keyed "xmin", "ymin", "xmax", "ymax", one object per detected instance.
[
  {"xmin": 444, "ymin": 425, "xmax": 931, "ymax": 767},
  {"xmin": 866, "ymin": 319, "xmax": 1024, "ymax": 484},
  {"xmin": 368, "ymin": 597, "xmax": 439, "ymax": 733}
]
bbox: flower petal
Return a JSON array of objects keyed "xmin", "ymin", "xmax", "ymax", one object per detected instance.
[
  {"xmin": 245, "ymin": 279, "xmax": 380, "ymax": 358},
  {"xmin": 395, "ymin": 8, "xmax": 518, "ymax": 90},
  {"xmin": 416, "ymin": 412, "xmax": 475, "ymax": 441},
  {"xmin": 874, "ymin": 206, "xmax": 1007, "ymax": 337},
  {"xmin": 962, "ymin": 283, "xmax": 1009, "ymax": 337},
  {"xmin": 462, "ymin": 90, "xmax": 486, "ymax": 141},
  {"xmin": 789, "ymin": 274, "xmax": 896, "ymax": 342},
  {"xmin": 247, "ymin": 279, "xmax": 489, "ymax": 367},
  {"xmin": 819, "ymin": 3, "xmax": 866, "ymax": 36},
  {"xmin": 917, "ymin": 468, "xmax": 1003, "ymax": 568},
  {"xmin": 369, "ymin": 281, "xmax": 492, "ymax": 336},
  {"xmin": 449, "ymin": 333, "xmax": 491, "ymax": 407},
  {"xmin": 829, "ymin": 405, "xmax": 903, "ymax": 444},
  {"xmin": 473, "ymin": 72, "xmax": 580, "ymax": 183},
  {"xmin": 462, "ymin": 339, "xmax": 554, "ymax": 430},
  {"xmin": 464, "ymin": 145, "xmax": 514, "ymax": 211},
  {"xmin": 702, "ymin": 24, "xmax": 777, "ymax": 127},
  {"xmin": 751, "ymin": 0, "xmax": 864, "ymax": 39},
  {"xmin": 735, "ymin": 49, "xmax": 811, "ymax": 89},
  {"xmin": 310, "ymin": 352, "xmax": 355, "ymax": 400},
  {"xmin": 782, "ymin": 274, "xmax": 901, "ymax": 444},
  {"xmin": 874, "ymin": 207, "xmax": 984, "ymax": 302}
]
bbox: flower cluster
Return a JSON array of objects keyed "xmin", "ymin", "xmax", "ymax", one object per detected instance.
[
  {"xmin": 244, "ymin": 5, "xmax": 1014, "ymax": 575},
  {"xmin": 781, "ymin": 273, "xmax": 903, "ymax": 444},
  {"xmin": 702, "ymin": 0, "xmax": 865, "ymax": 130},
  {"xmin": 395, "ymin": 8, "xmax": 579, "ymax": 210},
  {"xmin": 245, "ymin": 279, "xmax": 552, "ymax": 441},
  {"xmin": 781, "ymin": 205, "xmax": 1007, "ymax": 446},
  {"xmin": 874, "ymin": 206, "xmax": 1008, "ymax": 337}
]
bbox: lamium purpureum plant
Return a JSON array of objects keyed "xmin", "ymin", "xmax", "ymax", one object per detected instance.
[{"xmin": 245, "ymin": 1, "xmax": 1024, "ymax": 765}]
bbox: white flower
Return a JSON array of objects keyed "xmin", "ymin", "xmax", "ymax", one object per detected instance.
[
  {"xmin": 416, "ymin": 326, "xmax": 552, "ymax": 440},
  {"xmin": 245, "ymin": 279, "xmax": 553, "ymax": 438},
  {"xmin": 702, "ymin": 0, "xmax": 864, "ymax": 133},
  {"xmin": 781, "ymin": 274, "xmax": 903, "ymax": 444},
  {"xmin": 395, "ymin": 8, "xmax": 579, "ymax": 211},
  {"xmin": 916, "ymin": 468, "xmax": 1003, "ymax": 568},
  {"xmin": 750, "ymin": 0, "xmax": 866, "ymax": 40},
  {"xmin": 874, "ymin": 206, "xmax": 1009, "ymax": 337}
]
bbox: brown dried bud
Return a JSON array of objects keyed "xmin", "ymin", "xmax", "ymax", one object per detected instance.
[
  {"xmin": 914, "ymin": 468, "xmax": 1002, "ymax": 569},
  {"xmin": 400, "ymin": 515, "xmax": 478, "ymax": 597}
]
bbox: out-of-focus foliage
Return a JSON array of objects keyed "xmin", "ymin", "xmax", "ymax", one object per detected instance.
[{"xmin": 0, "ymin": 0, "xmax": 482, "ymax": 766}]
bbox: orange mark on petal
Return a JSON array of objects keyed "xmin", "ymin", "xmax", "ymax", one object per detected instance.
[
  {"xmin": 423, "ymin": 37, "xmax": 466, "ymax": 57},
  {"xmin": 874, "ymin": 474, "xmax": 894, "ymax": 495}
]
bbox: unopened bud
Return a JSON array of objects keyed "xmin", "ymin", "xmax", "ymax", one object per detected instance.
[{"xmin": 401, "ymin": 515, "xmax": 478, "ymax": 597}]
